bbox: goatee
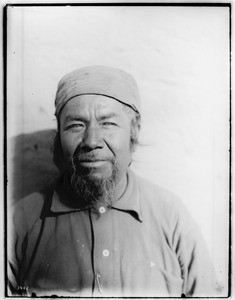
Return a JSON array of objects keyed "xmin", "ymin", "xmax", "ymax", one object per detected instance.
[{"xmin": 69, "ymin": 156, "xmax": 119, "ymax": 210}]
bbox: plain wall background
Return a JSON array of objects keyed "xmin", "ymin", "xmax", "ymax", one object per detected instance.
[{"xmin": 7, "ymin": 5, "xmax": 230, "ymax": 294}]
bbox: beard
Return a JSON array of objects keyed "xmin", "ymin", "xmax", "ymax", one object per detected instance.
[{"xmin": 68, "ymin": 152, "xmax": 119, "ymax": 210}]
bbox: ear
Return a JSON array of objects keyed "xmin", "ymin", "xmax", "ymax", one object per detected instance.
[{"xmin": 130, "ymin": 123, "xmax": 140, "ymax": 153}]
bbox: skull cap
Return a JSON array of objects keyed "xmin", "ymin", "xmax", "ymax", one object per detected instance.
[{"xmin": 55, "ymin": 66, "xmax": 141, "ymax": 117}]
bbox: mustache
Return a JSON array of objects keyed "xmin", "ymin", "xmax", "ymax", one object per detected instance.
[{"xmin": 72, "ymin": 148, "xmax": 113, "ymax": 164}]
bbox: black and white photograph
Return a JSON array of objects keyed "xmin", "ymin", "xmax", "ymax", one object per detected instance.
[{"xmin": 4, "ymin": 3, "xmax": 231, "ymax": 298}]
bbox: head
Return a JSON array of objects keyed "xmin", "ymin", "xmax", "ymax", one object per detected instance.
[{"xmin": 53, "ymin": 66, "xmax": 141, "ymax": 207}]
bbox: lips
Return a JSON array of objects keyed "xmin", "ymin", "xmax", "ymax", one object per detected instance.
[
  {"xmin": 79, "ymin": 159, "xmax": 105, "ymax": 162},
  {"xmin": 79, "ymin": 160, "xmax": 108, "ymax": 168}
]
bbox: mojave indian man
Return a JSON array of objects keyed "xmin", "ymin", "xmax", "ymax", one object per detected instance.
[{"xmin": 8, "ymin": 66, "xmax": 216, "ymax": 297}]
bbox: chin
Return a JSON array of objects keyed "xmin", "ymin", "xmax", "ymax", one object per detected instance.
[
  {"xmin": 86, "ymin": 169, "xmax": 113, "ymax": 181},
  {"xmin": 78, "ymin": 162, "xmax": 113, "ymax": 179}
]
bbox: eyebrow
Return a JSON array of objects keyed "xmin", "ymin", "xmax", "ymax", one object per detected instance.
[
  {"xmin": 98, "ymin": 113, "xmax": 119, "ymax": 120},
  {"xmin": 63, "ymin": 113, "xmax": 119, "ymax": 123},
  {"xmin": 63, "ymin": 115, "xmax": 86, "ymax": 123}
]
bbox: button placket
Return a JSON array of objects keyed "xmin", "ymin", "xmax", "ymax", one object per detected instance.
[{"xmin": 91, "ymin": 208, "xmax": 114, "ymax": 295}]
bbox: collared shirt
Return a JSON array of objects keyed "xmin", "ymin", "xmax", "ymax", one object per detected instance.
[{"xmin": 8, "ymin": 170, "xmax": 216, "ymax": 297}]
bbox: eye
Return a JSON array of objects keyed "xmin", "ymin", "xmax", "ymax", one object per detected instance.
[
  {"xmin": 101, "ymin": 122, "xmax": 117, "ymax": 127},
  {"xmin": 65, "ymin": 123, "xmax": 85, "ymax": 131}
]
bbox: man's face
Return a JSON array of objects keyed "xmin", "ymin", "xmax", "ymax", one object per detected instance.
[{"xmin": 59, "ymin": 94, "xmax": 133, "ymax": 184}]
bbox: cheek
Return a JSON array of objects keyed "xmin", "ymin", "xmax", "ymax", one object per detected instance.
[
  {"xmin": 60, "ymin": 133, "xmax": 82, "ymax": 161},
  {"xmin": 111, "ymin": 132, "xmax": 132, "ymax": 166}
]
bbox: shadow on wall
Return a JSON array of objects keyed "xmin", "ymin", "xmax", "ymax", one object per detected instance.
[{"xmin": 11, "ymin": 129, "xmax": 60, "ymax": 203}]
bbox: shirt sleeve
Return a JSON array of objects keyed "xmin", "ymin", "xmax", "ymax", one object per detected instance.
[
  {"xmin": 7, "ymin": 193, "xmax": 44, "ymax": 296},
  {"xmin": 171, "ymin": 200, "xmax": 219, "ymax": 297},
  {"xmin": 7, "ymin": 202, "xmax": 29, "ymax": 295}
]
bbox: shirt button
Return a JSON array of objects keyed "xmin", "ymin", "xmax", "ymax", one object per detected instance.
[
  {"xmin": 99, "ymin": 207, "xmax": 106, "ymax": 214},
  {"xmin": 103, "ymin": 249, "xmax": 109, "ymax": 257}
]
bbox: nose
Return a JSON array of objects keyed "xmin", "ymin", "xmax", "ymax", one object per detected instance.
[{"xmin": 80, "ymin": 125, "xmax": 104, "ymax": 151}]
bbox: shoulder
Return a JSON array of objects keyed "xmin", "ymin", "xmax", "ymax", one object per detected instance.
[
  {"xmin": 14, "ymin": 192, "xmax": 45, "ymax": 211},
  {"xmin": 12, "ymin": 188, "xmax": 52, "ymax": 230},
  {"xmin": 134, "ymin": 172, "xmax": 182, "ymax": 212},
  {"xmin": 132, "ymin": 171, "xmax": 194, "ymax": 233}
]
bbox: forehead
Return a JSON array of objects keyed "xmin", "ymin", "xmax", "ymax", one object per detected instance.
[{"xmin": 60, "ymin": 94, "xmax": 125, "ymax": 118}]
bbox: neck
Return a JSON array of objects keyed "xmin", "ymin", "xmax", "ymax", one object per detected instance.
[{"xmin": 114, "ymin": 171, "xmax": 128, "ymax": 202}]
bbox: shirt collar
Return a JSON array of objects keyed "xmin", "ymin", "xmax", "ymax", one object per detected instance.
[
  {"xmin": 50, "ymin": 169, "xmax": 143, "ymax": 222},
  {"xmin": 112, "ymin": 170, "xmax": 143, "ymax": 222}
]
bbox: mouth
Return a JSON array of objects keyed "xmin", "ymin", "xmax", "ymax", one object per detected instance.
[{"xmin": 79, "ymin": 160, "xmax": 108, "ymax": 168}]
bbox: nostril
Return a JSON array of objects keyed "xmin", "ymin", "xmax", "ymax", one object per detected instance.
[{"xmin": 81, "ymin": 128, "xmax": 104, "ymax": 150}]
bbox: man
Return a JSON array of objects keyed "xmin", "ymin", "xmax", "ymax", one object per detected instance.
[{"xmin": 8, "ymin": 66, "xmax": 216, "ymax": 297}]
